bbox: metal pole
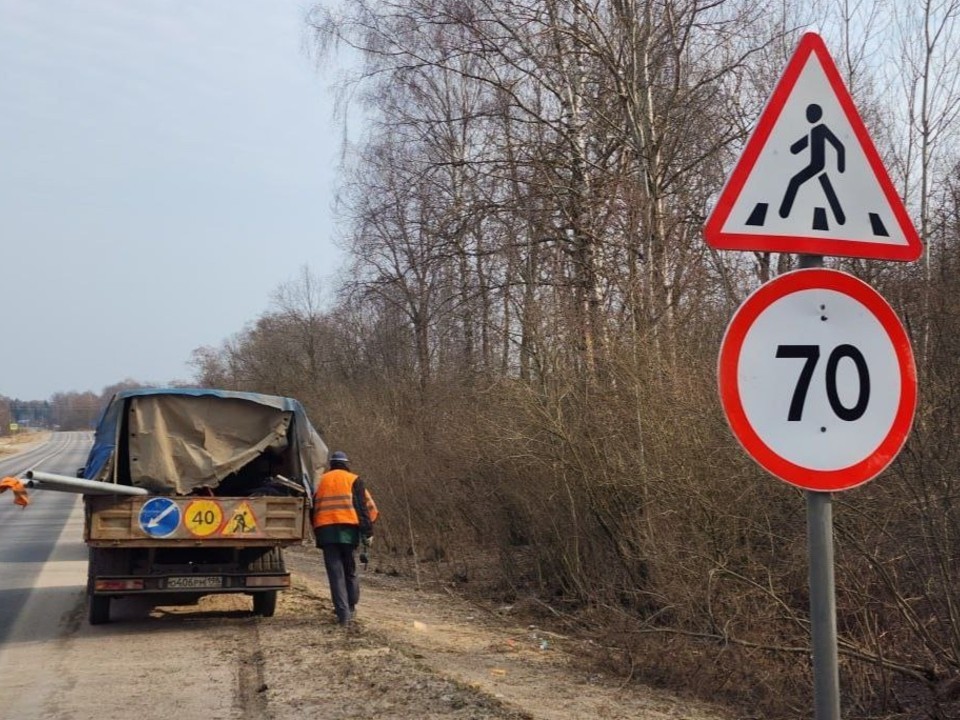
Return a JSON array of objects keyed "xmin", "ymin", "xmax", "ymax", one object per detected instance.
[
  {"xmin": 807, "ymin": 490, "xmax": 841, "ymax": 719},
  {"xmin": 23, "ymin": 470, "xmax": 150, "ymax": 496},
  {"xmin": 799, "ymin": 253, "xmax": 841, "ymax": 719}
]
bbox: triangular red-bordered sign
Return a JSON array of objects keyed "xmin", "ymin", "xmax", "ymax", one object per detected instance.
[{"xmin": 704, "ymin": 32, "xmax": 922, "ymax": 262}]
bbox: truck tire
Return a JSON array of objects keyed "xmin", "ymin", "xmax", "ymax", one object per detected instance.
[
  {"xmin": 244, "ymin": 546, "xmax": 285, "ymax": 573},
  {"xmin": 252, "ymin": 590, "xmax": 278, "ymax": 617},
  {"xmin": 89, "ymin": 593, "xmax": 111, "ymax": 625},
  {"xmin": 87, "ymin": 547, "xmax": 128, "ymax": 625}
]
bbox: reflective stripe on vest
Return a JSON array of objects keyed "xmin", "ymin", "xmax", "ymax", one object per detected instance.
[{"xmin": 312, "ymin": 469, "xmax": 360, "ymax": 527}]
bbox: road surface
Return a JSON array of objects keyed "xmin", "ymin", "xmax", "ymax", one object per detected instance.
[{"xmin": 0, "ymin": 431, "xmax": 90, "ymax": 646}]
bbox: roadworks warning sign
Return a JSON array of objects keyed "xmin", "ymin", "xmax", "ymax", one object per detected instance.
[{"xmin": 222, "ymin": 501, "xmax": 263, "ymax": 536}]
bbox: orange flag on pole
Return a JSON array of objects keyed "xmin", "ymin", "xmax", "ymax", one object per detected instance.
[{"xmin": 0, "ymin": 477, "xmax": 30, "ymax": 507}]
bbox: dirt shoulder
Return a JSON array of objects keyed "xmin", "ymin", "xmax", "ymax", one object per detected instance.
[
  {"xmin": 267, "ymin": 546, "xmax": 733, "ymax": 720},
  {"xmin": 0, "ymin": 431, "xmax": 51, "ymax": 458}
]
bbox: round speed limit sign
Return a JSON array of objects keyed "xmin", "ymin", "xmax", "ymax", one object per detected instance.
[{"xmin": 718, "ymin": 268, "xmax": 916, "ymax": 491}]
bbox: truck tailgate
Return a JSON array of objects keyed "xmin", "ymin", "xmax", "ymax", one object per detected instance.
[{"xmin": 85, "ymin": 495, "xmax": 307, "ymax": 546}]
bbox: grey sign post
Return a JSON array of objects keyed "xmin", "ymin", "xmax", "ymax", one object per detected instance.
[
  {"xmin": 799, "ymin": 253, "xmax": 841, "ymax": 720},
  {"xmin": 807, "ymin": 490, "xmax": 841, "ymax": 719}
]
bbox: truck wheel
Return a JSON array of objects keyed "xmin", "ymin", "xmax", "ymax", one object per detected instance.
[
  {"xmin": 89, "ymin": 593, "xmax": 111, "ymax": 625},
  {"xmin": 245, "ymin": 546, "xmax": 285, "ymax": 573},
  {"xmin": 87, "ymin": 547, "xmax": 128, "ymax": 625},
  {"xmin": 253, "ymin": 590, "xmax": 277, "ymax": 617}
]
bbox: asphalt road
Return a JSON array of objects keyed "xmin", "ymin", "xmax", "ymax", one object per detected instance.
[{"xmin": 0, "ymin": 431, "xmax": 92, "ymax": 645}]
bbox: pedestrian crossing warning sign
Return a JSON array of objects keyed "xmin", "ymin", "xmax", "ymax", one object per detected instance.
[
  {"xmin": 704, "ymin": 32, "xmax": 922, "ymax": 262},
  {"xmin": 222, "ymin": 501, "xmax": 262, "ymax": 536}
]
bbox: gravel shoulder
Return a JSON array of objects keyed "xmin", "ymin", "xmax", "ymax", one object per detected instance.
[{"xmin": 265, "ymin": 546, "xmax": 733, "ymax": 720}]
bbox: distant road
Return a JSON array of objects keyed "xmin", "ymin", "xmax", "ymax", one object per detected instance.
[{"xmin": 0, "ymin": 431, "xmax": 93, "ymax": 645}]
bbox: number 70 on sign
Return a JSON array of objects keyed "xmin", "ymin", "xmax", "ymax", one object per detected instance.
[{"xmin": 718, "ymin": 269, "xmax": 916, "ymax": 492}]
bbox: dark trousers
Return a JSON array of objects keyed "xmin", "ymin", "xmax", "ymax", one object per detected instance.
[{"xmin": 321, "ymin": 543, "xmax": 359, "ymax": 624}]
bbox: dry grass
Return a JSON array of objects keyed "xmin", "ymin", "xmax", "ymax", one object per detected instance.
[{"xmin": 0, "ymin": 430, "xmax": 50, "ymax": 457}]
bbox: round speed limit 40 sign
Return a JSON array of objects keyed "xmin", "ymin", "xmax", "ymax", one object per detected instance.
[{"xmin": 719, "ymin": 268, "xmax": 916, "ymax": 491}]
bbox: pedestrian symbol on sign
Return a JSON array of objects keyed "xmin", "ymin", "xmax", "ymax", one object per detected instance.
[
  {"xmin": 778, "ymin": 103, "xmax": 846, "ymax": 228},
  {"xmin": 747, "ymin": 101, "xmax": 866, "ymax": 235}
]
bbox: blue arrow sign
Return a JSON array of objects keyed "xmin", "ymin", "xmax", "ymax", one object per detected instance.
[{"xmin": 138, "ymin": 497, "xmax": 181, "ymax": 538}]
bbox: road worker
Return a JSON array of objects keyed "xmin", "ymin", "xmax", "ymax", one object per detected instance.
[{"xmin": 312, "ymin": 450, "xmax": 376, "ymax": 626}]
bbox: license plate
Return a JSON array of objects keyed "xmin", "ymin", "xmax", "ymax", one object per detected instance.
[{"xmin": 167, "ymin": 576, "xmax": 223, "ymax": 589}]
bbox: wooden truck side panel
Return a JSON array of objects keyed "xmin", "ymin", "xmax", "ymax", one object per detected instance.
[{"xmin": 84, "ymin": 495, "xmax": 308, "ymax": 547}]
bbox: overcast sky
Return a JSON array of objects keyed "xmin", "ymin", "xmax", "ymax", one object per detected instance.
[{"xmin": 0, "ymin": 0, "xmax": 350, "ymax": 401}]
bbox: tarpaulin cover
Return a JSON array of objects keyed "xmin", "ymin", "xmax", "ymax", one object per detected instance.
[{"xmin": 83, "ymin": 388, "xmax": 328, "ymax": 495}]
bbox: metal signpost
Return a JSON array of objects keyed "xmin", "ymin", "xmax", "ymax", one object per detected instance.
[
  {"xmin": 705, "ymin": 33, "xmax": 921, "ymax": 719},
  {"xmin": 799, "ymin": 254, "xmax": 839, "ymax": 720}
]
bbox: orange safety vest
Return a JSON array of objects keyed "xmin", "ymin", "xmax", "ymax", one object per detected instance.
[{"xmin": 313, "ymin": 469, "xmax": 360, "ymax": 528}]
